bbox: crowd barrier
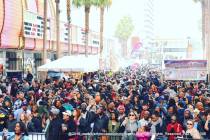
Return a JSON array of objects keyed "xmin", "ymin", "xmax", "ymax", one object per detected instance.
[
  {"xmin": 0, "ymin": 132, "xmax": 45, "ymax": 140},
  {"xmin": 0, "ymin": 132, "xmax": 210, "ymax": 140}
]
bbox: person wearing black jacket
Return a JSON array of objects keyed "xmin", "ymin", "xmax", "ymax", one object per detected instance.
[
  {"xmin": 78, "ymin": 103, "xmax": 94, "ymax": 133},
  {"xmin": 93, "ymin": 105, "xmax": 109, "ymax": 133},
  {"xmin": 47, "ymin": 106, "xmax": 62, "ymax": 140},
  {"xmin": 61, "ymin": 110, "xmax": 76, "ymax": 140}
]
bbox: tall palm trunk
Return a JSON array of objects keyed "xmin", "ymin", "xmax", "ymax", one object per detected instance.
[
  {"xmin": 43, "ymin": 0, "xmax": 47, "ymax": 64},
  {"xmin": 99, "ymin": 6, "xmax": 104, "ymax": 69},
  {"xmin": 67, "ymin": 0, "xmax": 71, "ymax": 55},
  {"xmin": 85, "ymin": 6, "xmax": 90, "ymax": 57},
  {"xmin": 55, "ymin": 0, "xmax": 61, "ymax": 59}
]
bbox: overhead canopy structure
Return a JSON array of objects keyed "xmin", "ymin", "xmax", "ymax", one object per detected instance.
[{"xmin": 37, "ymin": 55, "xmax": 99, "ymax": 72}]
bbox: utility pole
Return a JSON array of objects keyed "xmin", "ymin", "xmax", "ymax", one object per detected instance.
[
  {"xmin": 42, "ymin": 0, "xmax": 48, "ymax": 64},
  {"xmin": 55, "ymin": 0, "xmax": 61, "ymax": 59},
  {"xmin": 67, "ymin": 0, "xmax": 71, "ymax": 55}
]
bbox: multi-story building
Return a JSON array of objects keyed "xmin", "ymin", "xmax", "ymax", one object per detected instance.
[{"xmin": 0, "ymin": 0, "xmax": 111, "ymax": 78}]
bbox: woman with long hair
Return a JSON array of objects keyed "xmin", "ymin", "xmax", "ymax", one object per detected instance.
[
  {"xmin": 108, "ymin": 112, "xmax": 120, "ymax": 140},
  {"xmin": 20, "ymin": 113, "xmax": 30, "ymax": 129},
  {"xmin": 3, "ymin": 121, "xmax": 29, "ymax": 140}
]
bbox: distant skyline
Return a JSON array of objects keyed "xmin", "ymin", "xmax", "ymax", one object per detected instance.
[{"xmin": 60, "ymin": 0, "xmax": 202, "ymax": 40}]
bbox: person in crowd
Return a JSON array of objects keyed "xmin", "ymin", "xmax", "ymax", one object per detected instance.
[
  {"xmin": 166, "ymin": 115, "xmax": 183, "ymax": 140},
  {"xmin": 60, "ymin": 110, "xmax": 76, "ymax": 140},
  {"xmin": 13, "ymin": 91, "xmax": 25, "ymax": 111},
  {"xmin": 19, "ymin": 113, "xmax": 30, "ymax": 129},
  {"xmin": 14, "ymin": 102, "xmax": 31, "ymax": 122},
  {"xmin": 78, "ymin": 102, "xmax": 95, "ymax": 133},
  {"xmin": 47, "ymin": 106, "xmax": 62, "ymax": 140},
  {"xmin": 182, "ymin": 109, "xmax": 193, "ymax": 130},
  {"xmin": 108, "ymin": 112, "xmax": 120, "ymax": 140},
  {"xmin": 26, "ymin": 71, "xmax": 33, "ymax": 84},
  {"xmin": 184, "ymin": 119, "xmax": 202, "ymax": 139},
  {"xmin": 136, "ymin": 125, "xmax": 151, "ymax": 140},
  {"xmin": 3, "ymin": 121, "xmax": 29, "ymax": 140},
  {"xmin": 138, "ymin": 111, "xmax": 150, "ymax": 129},
  {"xmin": 7, "ymin": 113, "xmax": 17, "ymax": 132},
  {"xmin": 149, "ymin": 112, "xmax": 164, "ymax": 138},
  {"xmin": 204, "ymin": 112, "xmax": 210, "ymax": 139},
  {"xmin": 54, "ymin": 99, "xmax": 66, "ymax": 119},
  {"xmin": 93, "ymin": 105, "xmax": 109, "ymax": 133},
  {"xmin": 27, "ymin": 106, "xmax": 42, "ymax": 133},
  {"xmin": 121, "ymin": 111, "xmax": 138, "ymax": 140}
]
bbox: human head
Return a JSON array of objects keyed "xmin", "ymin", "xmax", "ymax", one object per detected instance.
[
  {"xmin": 129, "ymin": 111, "xmax": 138, "ymax": 120},
  {"xmin": 54, "ymin": 100, "xmax": 62, "ymax": 108},
  {"xmin": 96, "ymin": 105, "xmax": 105, "ymax": 115},
  {"xmin": 171, "ymin": 115, "xmax": 177, "ymax": 124},
  {"xmin": 14, "ymin": 122, "xmax": 28, "ymax": 135},
  {"xmin": 81, "ymin": 102, "xmax": 87, "ymax": 113},
  {"xmin": 184, "ymin": 110, "xmax": 191, "ymax": 119},
  {"xmin": 110, "ymin": 112, "xmax": 118, "ymax": 121},
  {"xmin": 21, "ymin": 102, "xmax": 28, "ymax": 111},
  {"xmin": 117, "ymin": 105, "xmax": 125, "ymax": 114},
  {"xmin": 8, "ymin": 113, "xmax": 15, "ymax": 121},
  {"xmin": 186, "ymin": 119, "xmax": 194, "ymax": 130},
  {"xmin": 143, "ymin": 111, "xmax": 150, "ymax": 120},
  {"xmin": 196, "ymin": 102, "xmax": 204, "ymax": 111},
  {"xmin": 62, "ymin": 110, "xmax": 72, "ymax": 121},
  {"xmin": 151, "ymin": 112, "xmax": 159, "ymax": 122}
]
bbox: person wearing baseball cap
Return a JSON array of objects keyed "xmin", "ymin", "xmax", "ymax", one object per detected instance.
[{"xmin": 60, "ymin": 110, "xmax": 76, "ymax": 140}]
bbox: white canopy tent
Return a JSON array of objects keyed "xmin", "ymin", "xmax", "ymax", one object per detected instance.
[{"xmin": 37, "ymin": 55, "xmax": 99, "ymax": 72}]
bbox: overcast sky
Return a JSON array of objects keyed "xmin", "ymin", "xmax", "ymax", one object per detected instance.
[{"xmin": 60, "ymin": 0, "xmax": 202, "ymax": 40}]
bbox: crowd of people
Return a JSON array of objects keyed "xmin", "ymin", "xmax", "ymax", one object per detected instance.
[{"xmin": 0, "ymin": 67, "xmax": 210, "ymax": 140}]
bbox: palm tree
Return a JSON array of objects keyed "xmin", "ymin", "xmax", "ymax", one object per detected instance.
[
  {"xmin": 94, "ymin": 0, "xmax": 112, "ymax": 69},
  {"xmin": 73, "ymin": 0, "xmax": 94, "ymax": 57}
]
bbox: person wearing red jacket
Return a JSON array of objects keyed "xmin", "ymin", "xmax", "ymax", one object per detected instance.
[{"xmin": 166, "ymin": 115, "xmax": 183, "ymax": 140}]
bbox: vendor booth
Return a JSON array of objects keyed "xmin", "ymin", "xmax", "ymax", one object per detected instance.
[{"xmin": 37, "ymin": 55, "xmax": 99, "ymax": 80}]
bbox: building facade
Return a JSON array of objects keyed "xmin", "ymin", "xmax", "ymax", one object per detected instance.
[{"xmin": 0, "ymin": 0, "xmax": 108, "ymax": 78}]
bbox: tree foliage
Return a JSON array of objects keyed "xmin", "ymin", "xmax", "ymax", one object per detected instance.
[
  {"xmin": 115, "ymin": 16, "xmax": 134, "ymax": 41},
  {"xmin": 72, "ymin": 0, "xmax": 95, "ymax": 7},
  {"xmin": 93, "ymin": 0, "xmax": 112, "ymax": 7}
]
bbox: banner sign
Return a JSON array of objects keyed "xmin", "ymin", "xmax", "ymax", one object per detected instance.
[
  {"xmin": 164, "ymin": 60, "xmax": 207, "ymax": 69},
  {"xmin": 164, "ymin": 69, "xmax": 206, "ymax": 81},
  {"xmin": 164, "ymin": 60, "xmax": 207, "ymax": 80}
]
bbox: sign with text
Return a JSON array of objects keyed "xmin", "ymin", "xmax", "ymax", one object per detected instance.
[{"xmin": 164, "ymin": 60, "xmax": 207, "ymax": 80}]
